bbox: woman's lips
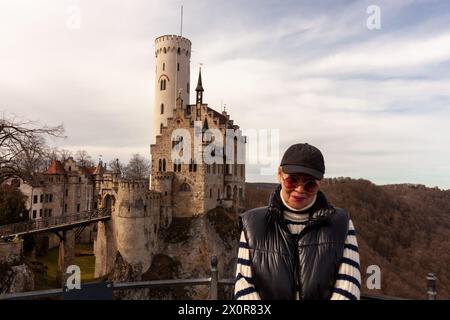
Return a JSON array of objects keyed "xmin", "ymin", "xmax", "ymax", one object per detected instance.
[{"xmin": 291, "ymin": 195, "xmax": 307, "ymax": 201}]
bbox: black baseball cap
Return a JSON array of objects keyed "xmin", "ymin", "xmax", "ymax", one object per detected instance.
[{"xmin": 280, "ymin": 143, "xmax": 325, "ymax": 180}]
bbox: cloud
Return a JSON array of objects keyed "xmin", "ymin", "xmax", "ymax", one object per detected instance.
[{"xmin": 1, "ymin": 0, "xmax": 450, "ymax": 188}]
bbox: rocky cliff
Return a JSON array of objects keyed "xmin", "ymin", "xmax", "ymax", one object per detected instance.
[{"xmin": 107, "ymin": 206, "xmax": 239, "ymax": 299}]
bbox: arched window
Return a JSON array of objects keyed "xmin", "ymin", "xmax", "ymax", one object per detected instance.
[
  {"xmin": 159, "ymin": 159, "xmax": 162, "ymax": 172},
  {"xmin": 161, "ymin": 103, "xmax": 164, "ymax": 114},
  {"xmin": 160, "ymin": 79, "xmax": 167, "ymax": 91},
  {"xmin": 160, "ymin": 123, "xmax": 163, "ymax": 134},
  {"xmin": 173, "ymin": 159, "xmax": 181, "ymax": 172},
  {"xmin": 163, "ymin": 62, "xmax": 165, "ymax": 71},
  {"xmin": 177, "ymin": 47, "xmax": 181, "ymax": 55},
  {"xmin": 163, "ymin": 47, "xmax": 167, "ymax": 54},
  {"xmin": 162, "ymin": 159, "xmax": 166, "ymax": 172},
  {"xmin": 180, "ymin": 183, "xmax": 191, "ymax": 192}
]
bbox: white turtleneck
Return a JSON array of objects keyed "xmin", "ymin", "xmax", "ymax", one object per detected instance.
[{"xmin": 279, "ymin": 190, "xmax": 317, "ymax": 212}]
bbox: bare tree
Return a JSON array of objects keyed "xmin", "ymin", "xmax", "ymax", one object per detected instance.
[
  {"xmin": 58, "ymin": 149, "xmax": 73, "ymax": 162},
  {"xmin": 108, "ymin": 158, "xmax": 125, "ymax": 176},
  {"xmin": 75, "ymin": 149, "xmax": 94, "ymax": 168},
  {"xmin": 123, "ymin": 153, "xmax": 150, "ymax": 180},
  {"xmin": 0, "ymin": 115, "xmax": 64, "ymax": 183}
]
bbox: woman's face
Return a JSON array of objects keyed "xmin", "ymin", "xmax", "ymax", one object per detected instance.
[{"xmin": 278, "ymin": 167, "xmax": 320, "ymax": 210}]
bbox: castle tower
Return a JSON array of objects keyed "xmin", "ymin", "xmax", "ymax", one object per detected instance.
[{"xmin": 152, "ymin": 35, "xmax": 192, "ymax": 144}]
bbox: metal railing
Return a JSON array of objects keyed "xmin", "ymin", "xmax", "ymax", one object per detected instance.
[
  {"xmin": 0, "ymin": 208, "xmax": 111, "ymax": 239},
  {"xmin": 0, "ymin": 256, "xmax": 438, "ymax": 300}
]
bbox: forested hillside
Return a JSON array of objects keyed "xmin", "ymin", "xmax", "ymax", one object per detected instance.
[{"xmin": 245, "ymin": 179, "xmax": 450, "ymax": 299}]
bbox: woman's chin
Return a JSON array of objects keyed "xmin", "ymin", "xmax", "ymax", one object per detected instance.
[{"xmin": 289, "ymin": 197, "xmax": 308, "ymax": 209}]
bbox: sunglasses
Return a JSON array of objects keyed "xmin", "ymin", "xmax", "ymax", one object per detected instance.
[{"xmin": 280, "ymin": 173, "xmax": 319, "ymax": 194}]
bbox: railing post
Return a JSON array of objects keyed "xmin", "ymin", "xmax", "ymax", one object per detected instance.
[
  {"xmin": 210, "ymin": 255, "xmax": 218, "ymax": 300},
  {"xmin": 427, "ymin": 273, "xmax": 437, "ymax": 300}
]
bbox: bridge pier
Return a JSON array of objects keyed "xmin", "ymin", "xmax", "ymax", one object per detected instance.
[{"xmin": 56, "ymin": 230, "xmax": 75, "ymax": 286}]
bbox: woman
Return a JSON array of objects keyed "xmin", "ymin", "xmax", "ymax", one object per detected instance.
[{"xmin": 234, "ymin": 143, "xmax": 361, "ymax": 300}]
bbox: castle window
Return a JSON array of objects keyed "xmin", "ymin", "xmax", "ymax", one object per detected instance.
[
  {"xmin": 187, "ymin": 82, "xmax": 189, "ymax": 94},
  {"xmin": 77, "ymin": 204, "xmax": 80, "ymax": 212},
  {"xmin": 239, "ymin": 188, "xmax": 243, "ymax": 200},
  {"xmin": 32, "ymin": 210, "xmax": 37, "ymax": 219},
  {"xmin": 163, "ymin": 62, "xmax": 165, "ymax": 71},
  {"xmin": 177, "ymin": 63, "xmax": 180, "ymax": 71},
  {"xmin": 64, "ymin": 204, "xmax": 68, "ymax": 213},
  {"xmin": 49, "ymin": 194, "xmax": 53, "ymax": 202},
  {"xmin": 159, "ymin": 159, "xmax": 162, "ymax": 172},
  {"xmin": 180, "ymin": 183, "xmax": 191, "ymax": 192},
  {"xmin": 164, "ymin": 47, "xmax": 166, "ymax": 54},
  {"xmin": 226, "ymin": 186, "xmax": 232, "ymax": 199},
  {"xmin": 161, "ymin": 103, "xmax": 164, "ymax": 114},
  {"xmin": 39, "ymin": 209, "xmax": 42, "ymax": 218},
  {"xmin": 173, "ymin": 159, "xmax": 181, "ymax": 172},
  {"xmin": 40, "ymin": 194, "xmax": 44, "ymax": 203},
  {"xmin": 162, "ymin": 159, "xmax": 166, "ymax": 172},
  {"xmin": 160, "ymin": 123, "xmax": 163, "ymax": 134},
  {"xmin": 177, "ymin": 47, "xmax": 181, "ymax": 55},
  {"xmin": 160, "ymin": 79, "xmax": 167, "ymax": 91}
]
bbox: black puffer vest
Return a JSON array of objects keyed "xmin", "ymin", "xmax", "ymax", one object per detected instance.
[{"xmin": 239, "ymin": 185, "xmax": 349, "ymax": 300}]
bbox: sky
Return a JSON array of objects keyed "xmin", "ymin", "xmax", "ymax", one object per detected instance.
[{"xmin": 1, "ymin": 0, "xmax": 450, "ymax": 188}]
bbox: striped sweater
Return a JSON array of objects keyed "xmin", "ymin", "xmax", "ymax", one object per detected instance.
[{"xmin": 234, "ymin": 194, "xmax": 361, "ymax": 300}]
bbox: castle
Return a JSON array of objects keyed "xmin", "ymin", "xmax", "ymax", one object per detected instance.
[{"xmin": 12, "ymin": 34, "xmax": 246, "ymax": 278}]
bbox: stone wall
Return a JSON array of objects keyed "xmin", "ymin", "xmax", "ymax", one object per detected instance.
[
  {"xmin": 0, "ymin": 240, "xmax": 23, "ymax": 265},
  {"xmin": 94, "ymin": 180, "xmax": 161, "ymax": 278}
]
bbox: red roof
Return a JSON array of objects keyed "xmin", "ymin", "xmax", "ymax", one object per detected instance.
[{"xmin": 45, "ymin": 160, "xmax": 66, "ymax": 175}]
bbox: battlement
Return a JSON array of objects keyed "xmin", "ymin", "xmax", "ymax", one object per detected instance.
[
  {"xmin": 153, "ymin": 172, "xmax": 175, "ymax": 180},
  {"xmin": 118, "ymin": 180, "xmax": 149, "ymax": 191},
  {"xmin": 155, "ymin": 35, "xmax": 191, "ymax": 58},
  {"xmin": 155, "ymin": 35, "xmax": 192, "ymax": 45}
]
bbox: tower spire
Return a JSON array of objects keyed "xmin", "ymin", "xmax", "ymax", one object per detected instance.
[{"xmin": 196, "ymin": 67, "xmax": 204, "ymax": 105}]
